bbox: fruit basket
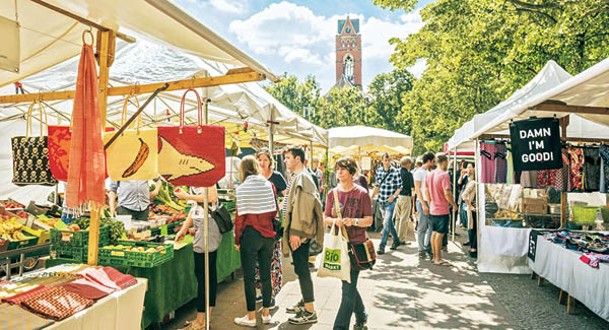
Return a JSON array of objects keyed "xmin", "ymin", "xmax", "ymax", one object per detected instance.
[
  {"xmin": 98, "ymin": 240, "xmax": 174, "ymax": 268},
  {"xmin": 8, "ymin": 231, "xmax": 38, "ymax": 250},
  {"xmin": 50, "ymin": 225, "xmax": 110, "ymax": 247}
]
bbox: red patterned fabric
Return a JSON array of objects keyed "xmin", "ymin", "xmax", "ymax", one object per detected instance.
[
  {"xmin": 102, "ymin": 266, "xmax": 137, "ymax": 289},
  {"xmin": 537, "ymin": 170, "xmax": 557, "ymax": 187},
  {"xmin": 2, "ymin": 285, "xmax": 50, "ymax": 306},
  {"xmin": 78, "ymin": 267, "xmax": 120, "ymax": 290},
  {"xmin": 61, "ymin": 278, "xmax": 115, "ymax": 300},
  {"xmin": 65, "ymin": 43, "xmax": 106, "ymax": 208},
  {"xmin": 22, "ymin": 286, "xmax": 93, "ymax": 321}
]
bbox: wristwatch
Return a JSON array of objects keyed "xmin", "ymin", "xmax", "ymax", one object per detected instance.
[{"xmin": 354, "ymin": 218, "xmax": 360, "ymax": 227}]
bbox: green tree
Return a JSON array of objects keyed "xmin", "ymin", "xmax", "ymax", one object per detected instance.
[
  {"xmin": 367, "ymin": 68, "xmax": 415, "ymax": 134},
  {"xmin": 264, "ymin": 73, "xmax": 322, "ymax": 121},
  {"xmin": 374, "ymin": 0, "xmax": 609, "ymax": 154}
]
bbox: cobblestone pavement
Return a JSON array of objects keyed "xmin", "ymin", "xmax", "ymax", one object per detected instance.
[{"xmin": 161, "ymin": 229, "xmax": 608, "ymax": 329}]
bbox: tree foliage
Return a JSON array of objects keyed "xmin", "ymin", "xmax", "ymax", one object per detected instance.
[
  {"xmin": 375, "ymin": 0, "xmax": 609, "ymax": 154},
  {"xmin": 264, "ymin": 70, "xmax": 414, "ymax": 131}
]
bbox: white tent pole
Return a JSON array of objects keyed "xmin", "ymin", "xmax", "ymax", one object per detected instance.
[
  {"xmin": 203, "ymin": 94, "xmax": 211, "ymax": 330},
  {"xmin": 474, "ymin": 139, "xmax": 481, "ymax": 263},
  {"xmin": 452, "ymin": 147, "xmax": 458, "ymax": 242}
]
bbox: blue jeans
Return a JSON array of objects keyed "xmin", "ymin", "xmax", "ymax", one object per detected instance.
[
  {"xmin": 379, "ymin": 201, "xmax": 399, "ymax": 249},
  {"xmin": 416, "ymin": 200, "xmax": 432, "ymax": 252},
  {"xmin": 460, "ymin": 201, "xmax": 468, "ymax": 228},
  {"xmin": 333, "ymin": 269, "xmax": 366, "ymax": 329}
]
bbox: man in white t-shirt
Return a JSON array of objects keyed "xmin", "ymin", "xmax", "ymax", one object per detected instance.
[{"xmin": 413, "ymin": 152, "xmax": 435, "ymax": 258}]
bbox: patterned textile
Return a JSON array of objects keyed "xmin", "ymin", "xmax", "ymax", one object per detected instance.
[
  {"xmin": 2, "ymin": 285, "xmax": 51, "ymax": 306},
  {"xmin": 255, "ymin": 239, "xmax": 283, "ymax": 297},
  {"xmin": 375, "ymin": 166, "xmax": 402, "ymax": 203},
  {"xmin": 78, "ymin": 268, "xmax": 121, "ymax": 291},
  {"xmin": 583, "ymin": 148, "xmax": 601, "ymax": 191},
  {"xmin": 102, "ymin": 267, "xmax": 137, "ymax": 289},
  {"xmin": 22, "ymin": 286, "xmax": 93, "ymax": 321},
  {"xmin": 60, "ymin": 278, "xmax": 114, "ymax": 300},
  {"xmin": 0, "ymin": 303, "xmax": 54, "ymax": 329},
  {"xmin": 537, "ymin": 170, "xmax": 557, "ymax": 187},
  {"xmin": 600, "ymin": 145, "xmax": 609, "ymax": 193},
  {"xmin": 555, "ymin": 148, "xmax": 569, "ymax": 191},
  {"xmin": 568, "ymin": 148, "xmax": 584, "ymax": 191}
]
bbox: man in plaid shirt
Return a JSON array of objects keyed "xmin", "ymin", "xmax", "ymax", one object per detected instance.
[{"xmin": 373, "ymin": 153, "xmax": 403, "ymax": 254}]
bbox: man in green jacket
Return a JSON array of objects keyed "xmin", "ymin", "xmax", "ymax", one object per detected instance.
[{"xmin": 282, "ymin": 146, "xmax": 324, "ymax": 325}]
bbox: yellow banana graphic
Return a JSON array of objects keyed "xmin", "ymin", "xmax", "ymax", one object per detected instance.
[{"xmin": 122, "ymin": 138, "xmax": 150, "ymax": 178}]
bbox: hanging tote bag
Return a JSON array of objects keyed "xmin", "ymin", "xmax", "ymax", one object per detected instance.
[
  {"xmin": 12, "ymin": 100, "xmax": 58, "ymax": 186},
  {"xmin": 48, "ymin": 125, "xmax": 114, "ymax": 181},
  {"xmin": 316, "ymin": 220, "xmax": 351, "ymax": 282},
  {"xmin": 103, "ymin": 95, "xmax": 158, "ymax": 181},
  {"xmin": 157, "ymin": 89, "xmax": 225, "ymax": 187}
]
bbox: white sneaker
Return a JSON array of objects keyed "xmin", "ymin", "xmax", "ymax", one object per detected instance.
[
  {"xmin": 261, "ymin": 314, "xmax": 272, "ymax": 324},
  {"xmin": 234, "ymin": 315, "xmax": 256, "ymax": 327}
]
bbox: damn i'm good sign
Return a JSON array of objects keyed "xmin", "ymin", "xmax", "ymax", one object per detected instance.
[{"xmin": 509, "ymin": 117, "xmax": 562, "ymax": 172}]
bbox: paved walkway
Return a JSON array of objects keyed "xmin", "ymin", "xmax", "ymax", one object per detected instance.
[{"xmin": 163, "ymin": 231, "xmax": 608, "ymax": 330}]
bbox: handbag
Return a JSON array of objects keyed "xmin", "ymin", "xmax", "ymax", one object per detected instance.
[
  {"xmin": 272, "ymin": 218, "xmax": 283, "ymax": 241},
  {"xmin": 316, "ymin": 219, "xmax": 351, "ymax": 282},
  {"xmin": 157, "ymin": 89, "xmax": 226, "ymax": 187},
  {"xmin": 211, "ymin": 203, "xmax": 233, "ymax": 234},
  {"xmin": 11, "ymin": 100, "xmax": 58, "ymax": 186},
  {"xmin": 103, "ymin": 95, "xmax": 158, "ymax": 181},
  {"xmin": 333, "ymin": 189, "xmax": 376, "ymax": 271},
  {"xmin": 48, "ymin": 125, "xmax": 114, "ymax": 181}
]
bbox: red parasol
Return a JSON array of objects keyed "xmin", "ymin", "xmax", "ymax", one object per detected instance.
[{"xmin": 65, "ymin": 33, "xmax": 106, "ymax": 208}]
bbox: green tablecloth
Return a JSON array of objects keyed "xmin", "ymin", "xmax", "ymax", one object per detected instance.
[{"xmin": 45, "ymin": 231, "xmax": 241, "ymax": 329}]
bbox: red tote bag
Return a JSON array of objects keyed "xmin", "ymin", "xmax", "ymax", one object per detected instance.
[
  {"xmin": 157, "ymin": 89, "xmax": 225, "ymax": 187},
  {"xmin": 48, "ymin": 126, "xmax": 114, "ymax": 181}
]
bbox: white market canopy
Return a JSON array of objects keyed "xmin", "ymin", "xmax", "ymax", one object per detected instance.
[
  {"xmin": 473, "ymin": 57, "xmax": 609, "ymax": 138},
  {"xmin": 447, "ymin": 60, "xmax": 572, "ymax": 150},
  {"xmin": 0, "ymin": 0, "xmax": 276, "ymax": 87},
  {"xmin": 329, "ymin": 125, "xmax": 413, "ymax": 154}
]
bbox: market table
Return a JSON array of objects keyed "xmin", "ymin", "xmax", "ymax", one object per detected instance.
[
  {"xmin": 528, "ymin": 235, "xmax": 609, "ymax": 321},
  {"xmin": 44, "ymin": 278, "xmax": 147, "ymax": 330},
  {"xmin": 45, "ymin": 231, "xmax": 241, "ymax": 329}
]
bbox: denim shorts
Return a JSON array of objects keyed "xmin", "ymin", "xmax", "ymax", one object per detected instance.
[{"xmin": 431, "ymin": 214, "xmax": 449, "ymax": 234}]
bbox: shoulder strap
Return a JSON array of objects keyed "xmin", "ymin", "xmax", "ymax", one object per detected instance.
[
  {"xmin": 332, "ymin": 188, "xmax": 342, "ymax": 220},
  {"xmin": 332, "ymin": 188, "xmax": 349, "ymax": 240},
  {"xmin": 378, "ymin": 168, "xmax": 392, "ymax": 186}
]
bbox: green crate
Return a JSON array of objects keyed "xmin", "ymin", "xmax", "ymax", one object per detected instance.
[
  {"xmin": 570, "ymin": 205, "xmax": 598, "ymax": 225},
  {"xmin": 167, "ymin": 220, "xmax": 185, "ymax": 234},
  {"xmin": 8, "ymin": 232, "xmax": 39, "ymax": 250},
  {"xmin": 50, "ymin": 225, "xmax": 110, "ymax": 247},
  {"xmin": 98, "ymin": 240, "xmax": 173, "ymax": 268},
  {"xmin": 51, "ymin": 245, "xmax": 87, "ymax": 262}
]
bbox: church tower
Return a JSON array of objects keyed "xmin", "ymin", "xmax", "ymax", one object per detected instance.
[{"xmin": 335, "ymin": 16, "xmax": 362, "ymax": 88}]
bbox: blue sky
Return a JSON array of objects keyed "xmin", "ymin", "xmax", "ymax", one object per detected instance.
[{"xmin": 174, "ymin": 0, "xmax": 433, "ymax": 91}]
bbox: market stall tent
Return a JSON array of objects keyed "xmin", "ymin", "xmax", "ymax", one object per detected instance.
[
  {"xmin": 447, "ymin": 60, "xmax": 572, "ymax": 151},
  {"xmin": 473, "ymin": 56, "xmax": 609, "ymax": 138},
  {"xmin": 329, "ymin": 125, "xmax": 413, "ymax": 154},
  {"xmin": 0, "ymin": 0, "xmax": 276, "ymax": 88},
  {"xmin": 466, "ymin": 58, "xmax": 609, "ymax": 274},
  {"xmin": 0, "ymin": 41, "xmax": 328, "ymax": 203}
]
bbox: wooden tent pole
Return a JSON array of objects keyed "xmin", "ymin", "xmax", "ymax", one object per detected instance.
[{"xmin": 87, "ymin": 30, "xmax": 112, "ymax": 265}]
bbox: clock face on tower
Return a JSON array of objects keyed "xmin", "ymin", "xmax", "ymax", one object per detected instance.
[{"xmin": 346, "ymin": 27, "xmax": 351, "ymax": 34}]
